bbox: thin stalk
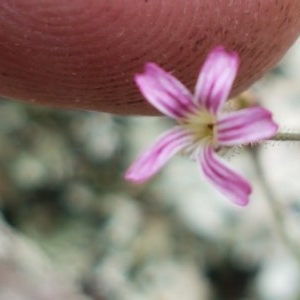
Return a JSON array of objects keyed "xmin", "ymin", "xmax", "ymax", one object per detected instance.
[
  {"xmin": 270, "ymin": 132, "xmax": 300, "ymax": 142},
  {"xmin": 250, "ymin": 146, "xmax": 300, "ymax": 264}
]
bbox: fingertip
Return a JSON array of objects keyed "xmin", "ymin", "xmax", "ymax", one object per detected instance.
[{"xmin": 0, "ymin": 0, "xmax": 299, "ymax": 114}]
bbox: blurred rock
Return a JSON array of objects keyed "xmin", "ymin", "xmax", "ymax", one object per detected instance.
[
  {"xmin": 70, "ymin": 113, "xmax": 121, "ymax": 162},
  {"xmin": 255, "ymin": 253, "xmax": 300, "ymax": 300},
  {"xmin": 0, "ymin": 216, "xmax": 89, "ymax": 300}
]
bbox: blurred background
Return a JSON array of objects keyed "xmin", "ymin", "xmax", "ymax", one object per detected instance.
[{"xmin": 1, "ymin": 39, "xmax": 300, "ymax": 300}]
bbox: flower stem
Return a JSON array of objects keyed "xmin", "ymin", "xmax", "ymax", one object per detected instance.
[
  {"xmin": 270, "ymin": 132, "xmax": 300, "ymax": 142},
  {"xmin": 250, "ymin": 147, "xmax": 300, "ymax": 264}
]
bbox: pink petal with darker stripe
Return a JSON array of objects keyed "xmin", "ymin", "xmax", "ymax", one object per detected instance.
[
  {"xmin": 199, "ymin": 146, "xmax": 251, "ymax": 206},
  {"xmin": 134, "ymin": 63, "xmax": 195, "ymax": 118},
  {"xmin": 217, "ymin": 107, "xmax": 278, "ymax": 146},
  {"xmin": 194, "ymin": 46, "xmax": 239, "ymax": 114},
  {"xmin": 126, "ymin": 127, "xmax": 191, "ymax": 183}
]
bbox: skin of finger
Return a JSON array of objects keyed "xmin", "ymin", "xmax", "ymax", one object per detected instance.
[{"xmin": 0, "ymin": 0, "xmax": 299, "ymax": 115}]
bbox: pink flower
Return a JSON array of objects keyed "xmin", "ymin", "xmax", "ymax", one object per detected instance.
[{"xmin": 125, "ymin": 46, "xmax": 278, "ymax": 206}]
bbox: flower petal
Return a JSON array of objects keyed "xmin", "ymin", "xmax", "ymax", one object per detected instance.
[
  {"xmin": 217, "ymin": 107, "xmax": 279, "ymax": 146},
  {"xmin": 194, "ymin": 46, "xmax": 239, "ymax": 114},
  {"xmin": 135, "ymin": 63, "xmax": 195, "ymax": 118},
  {"xmin": 199, "ymin": 146, "xmax": 251, "ymax": 206},
  {"xmin": 126, "ymin": 127, "xmax": 191, "ymax": 183}
]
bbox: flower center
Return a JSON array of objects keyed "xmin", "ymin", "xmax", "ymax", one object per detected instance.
[{"xmin": 180, "ymin": 109, "xmax": 217, "ymax": 145}]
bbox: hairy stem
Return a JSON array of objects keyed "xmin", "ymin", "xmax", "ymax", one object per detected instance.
[{"xmin": 270, "ymin": 132, "xmax": 300, "ymax": 142}]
